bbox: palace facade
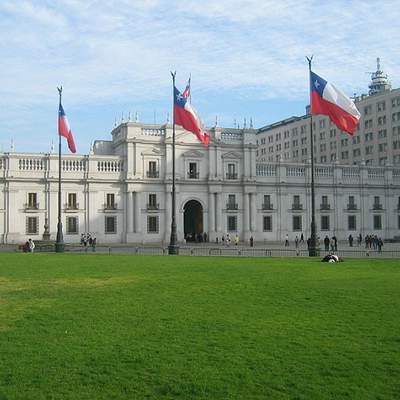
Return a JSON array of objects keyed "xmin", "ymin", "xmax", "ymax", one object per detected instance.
[{"xmin": 1, "ymin": 121, "xmax": 399, "ymax": 245}]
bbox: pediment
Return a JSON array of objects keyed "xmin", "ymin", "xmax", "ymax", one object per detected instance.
[
  {"xmin": 141, "ymin": 147, "xmax": 164, "ymax": 156},
  {"xmin": 222, "ymin": 151, "xmax": 242, "ymax": 159},
  {"xmin": 182, "ymin": 150, "xmax": 204, "ymax": 158}
]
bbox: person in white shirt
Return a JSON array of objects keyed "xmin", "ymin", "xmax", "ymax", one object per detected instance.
[{"xmin": 28, "ymin": 238, "xmax": 35, "ymax": 253}]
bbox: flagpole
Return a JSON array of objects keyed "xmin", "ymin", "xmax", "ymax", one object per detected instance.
[
  {"xmin": 168, "ymin": 71, "xmax": 179, "ymax": 255},
  {"xmin": 55, "ymin": 86, "xmax": 65, "ymax": 253},
  {"xmin": 306, "ymin": 56, "xmax": 317, "ymax": 256}
]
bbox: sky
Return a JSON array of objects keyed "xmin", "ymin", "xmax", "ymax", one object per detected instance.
[{"xmin": 1, "ymin": 0, "xmax": 400, "ymax": 154}]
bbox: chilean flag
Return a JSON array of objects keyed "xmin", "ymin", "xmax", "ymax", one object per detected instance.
[
  {"xmin": 174, "ymin": 85, "xmax": 209, "ymax": 145},
  {"xmin": 310, "ymin": 71, "xmax": 360, "ymax": 135},
  {"xmin": 58, "ymin": 103, "xmax": 77, "ymax": 153}
]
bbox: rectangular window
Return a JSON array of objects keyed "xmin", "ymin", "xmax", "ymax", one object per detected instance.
[
  {"xmin": 227, "ymin": 163, "xmax": 237, "ymax": 179},
  {"xmin": 379, "ymin": 143, "xmax": 387, "ymax": 152},
  {"xmin": 227, "ymin": 194, "xmax": 237, "ymax": 210},
  {"xmin": 106, "ymin": 193, "xmax": 115, "ymax": 209},
  {"xmin": 378, "ymin": 129, "xmax": 387, "ymax": 138},
  {"xmin": 105, "ymin": 216, "xmax": 117, "ymax": 233},
  {"xmin": 66, "ymin": 216, "xmax": 78, "ymax": 234},
  {"xmin": 373, "ymin": 215, "xmax": 382, "ymax": 230},
  {"xmin": 26, "ymin": 216, "xmax": 38, "ymax": 234},
  {"xmin": 68, "ymin": 193, "xmax": 77, "ymax": 209},
  {"xmin": 353, "ymin": 148, "xmax": 361, "ymax": 157},
  {"xmin": 321, "ymin": 215, "xmax": 330, "ymax": 230},
  {"xmin": 392, "ymin": 96, "xmax": 400, "ymax": 107},
  {"xmin": 373, "ymin": 196, "xmax": 381, "ymax": 209},
  {"xmin": 293, "ymin": 195, "xmax": 302, "ymax": 210},
  {"xmin": 348, "ymin": 215, "xmax": 356, "ymax": 230},
  {"xmin": 147, "ymin": 161, "xmax": 158, "ymax": 178},
  {"xmin": 227, "ymin": 216, "xmax": 237, "ymax": 232},
  {"xmin": 148, "ymin": 194, "xmax": 158, "ymax": 209},
  {"xmin": 364, "ymin": 105, "xmax": 372, "ymax": 115},
  {"xmin": 188, "ymin": 162, "xmax": 198, "ymax": 179},
  {"xmin": 263, "ymin": 195, "xmax": 272, "ymax": 209},
  {"xmin": 377, "ymin": 101, "xmax": 386, "ymax": 112},
  {"xmin": 378, "ymin": 115, "xmax": 386, "ymax": 125},
  {"xmin": 28, "ymin": 193, "xmax": 38, "ymax": 209},
  {"xmin": 147, "ymin": 216, "xmax": 159, "ymax": 233},
  {"xmin": 263, "ymin": 216, "xmax": 272, "ymax": 231},
  {"xmin": 293, "ymin": 215, "xmax": 302, "ymax": 231}
]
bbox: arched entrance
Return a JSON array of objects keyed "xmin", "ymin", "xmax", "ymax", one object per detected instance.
[{"xmin": 184, "ymin": 200, "xmax": 203, "ymax": 242}]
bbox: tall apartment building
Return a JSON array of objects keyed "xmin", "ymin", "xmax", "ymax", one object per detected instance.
[{"xmin": 256, "ymin": 59, "xmax": 400, "ymax": 166}]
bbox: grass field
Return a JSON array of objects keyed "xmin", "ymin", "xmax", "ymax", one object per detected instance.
[{"xmin": 0, "ymin": 254, "xmax": 399, "ymax": 400}]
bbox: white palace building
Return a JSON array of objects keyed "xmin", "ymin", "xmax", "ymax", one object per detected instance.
[{"xmin": 1, "ymin": 120, "xmax": 400, "ymax": 245}]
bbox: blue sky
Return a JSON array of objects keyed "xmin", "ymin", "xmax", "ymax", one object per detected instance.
[{"xmin": 1, "ymin": 0, "xmax": 399, "ymax": 154}]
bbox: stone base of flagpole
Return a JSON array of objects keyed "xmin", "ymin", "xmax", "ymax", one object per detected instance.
[
  {"xmin": 55, "ymin": 222, "xmax": 65, "ymax": 253},
  {"xmin": 168, "ymin": 244, "xmax": 179, "ymax": 255},
  {"xmin": 55, "ymin": 242, "xmax": 65, "ymax": 253}
]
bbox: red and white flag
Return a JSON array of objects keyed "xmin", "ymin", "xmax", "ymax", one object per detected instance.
[{"xmin": 58, "ymin": 103, "xmax": 76, "ymax": 153}]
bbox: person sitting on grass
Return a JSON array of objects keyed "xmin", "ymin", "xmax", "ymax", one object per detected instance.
[{"xmin": 321, "ymin": 253, "xmax": 343, "ymax": 263}]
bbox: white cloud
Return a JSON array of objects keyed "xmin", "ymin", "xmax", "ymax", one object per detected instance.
[{"xmin": 0, "ymin": 0, "xmax": 400, "ymax": 151}]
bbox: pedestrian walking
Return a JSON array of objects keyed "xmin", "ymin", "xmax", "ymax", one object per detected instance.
[{"xmin": 324, "ymin": 235, "xmax": 330, "ymax": 251}]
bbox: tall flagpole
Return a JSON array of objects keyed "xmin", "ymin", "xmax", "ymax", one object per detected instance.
[
  {"xmin": 306, "ymin": 56, "xmax": 317, "ymax": 256},
  {"xmin": 55, "ymin": 86, "xmax": 65, "ymax": 253},
  {"xmin": 168, "ymin": 71, "xmax": 179, "ymax": 255}
]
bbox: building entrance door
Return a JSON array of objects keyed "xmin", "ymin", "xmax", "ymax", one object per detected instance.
[{"xmin": 183, "ymin": 200, "xmax": 203, "ymax": 242}]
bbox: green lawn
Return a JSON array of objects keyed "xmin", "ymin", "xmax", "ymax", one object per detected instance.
[{"xmin": 0, "ymin": 254, "xmax": 399, "ymax": 400}]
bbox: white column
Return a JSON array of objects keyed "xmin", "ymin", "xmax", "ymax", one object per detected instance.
[
  {"xmin": 134, "ymin": 192, "xmax": 141, "ymax": 233},
  {"xmin": 127, "ymin": 191, "xmax": 133, "ymax": 233},
  {"xmin": 244, "ymin": 148, "xmax": 250, "ymax": 179},
  {"xmin": 216, "ymin": 147, "xmax": 221, "ymax": 179},
  {"xmin": 215, "ymin": 193, "xmax": 222, "ymax": 233},
  {"xmin": 250, "ymin": 148, "xmax": 256, "ymax": 178},
  {"xmin": 250, "ymin": 193, "xmax": 257, "ymax": 232},
  {"xmin": 208, "ymin": 191, "xmax": 215, "ymax": 233},
  {"xmin": 243, "ymin": 193, "xmax": 250, "ymax": 235},
  {"xmin": 208, "ymin": 146, "xmax": 214, "ymax": 179}
]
